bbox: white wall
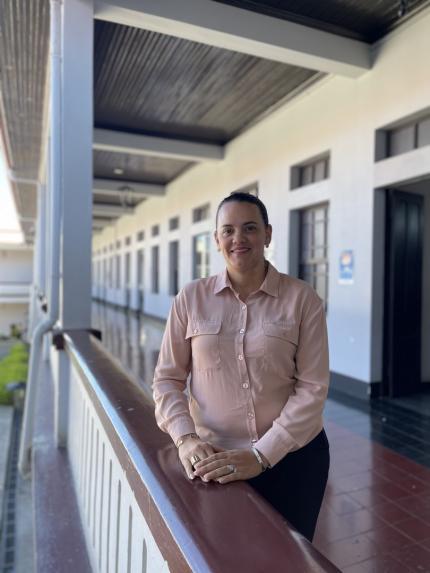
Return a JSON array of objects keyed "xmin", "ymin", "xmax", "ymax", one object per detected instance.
[
  {"xmin": 0, "ymin": 246, "xmax": 33, "ymax": 283},
  {"xmin": 92, "ymin": 10, "xmax": 430, "ymax": 386},
  {"xmin": 0, "ymin": 303, "xmax": 28, "ymax": 337}
]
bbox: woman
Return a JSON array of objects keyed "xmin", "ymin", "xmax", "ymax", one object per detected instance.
[{"xmin": 153, "ymin": 192, "xmax": 330, "ymax": 542}]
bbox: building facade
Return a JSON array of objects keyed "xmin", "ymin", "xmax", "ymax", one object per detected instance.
[{"xmin": 91, "ymin": 9, "xmax": 430, "ymax": 401}]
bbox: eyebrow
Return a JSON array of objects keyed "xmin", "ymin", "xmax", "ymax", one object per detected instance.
[{"xmin": 221, "ymin": 221, "xmax": 258, "ymax": 228}]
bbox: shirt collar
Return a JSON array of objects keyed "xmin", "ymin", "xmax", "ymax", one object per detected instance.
[{"xmin": 213, "ymin": 261, "xmax": 280, "ymax": 298}]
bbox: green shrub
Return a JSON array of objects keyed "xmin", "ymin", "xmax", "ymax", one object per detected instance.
[{"xmin": 0, "ymin": 344, "xmax": 29, "ymax": 405}]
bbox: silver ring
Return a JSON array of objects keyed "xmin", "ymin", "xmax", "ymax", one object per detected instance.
[
  {"xmin": 190, "ymin": 455, "xmax": 200, "ymax": 466},
  {"xmin": 226, "ymin": 464, "xmax": 236, "ymax": 474}
]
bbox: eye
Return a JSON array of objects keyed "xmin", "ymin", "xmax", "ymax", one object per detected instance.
[
  {"xmin": 222, "ymin": 228, "xmax": 233, "ymax": 236},
  {"xmin": 244, "ymin": 224, "xmax": 257, "ymax": 232}
]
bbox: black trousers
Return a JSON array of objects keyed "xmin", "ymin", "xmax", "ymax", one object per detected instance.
[{"xmin": 248, "ymin": 429, "xmax": 330, "ymax": 542}]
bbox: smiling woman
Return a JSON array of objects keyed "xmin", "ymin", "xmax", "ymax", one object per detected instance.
[{"xmin": 153, "ymin": 192, "xmax": 330, "ymax": 542}]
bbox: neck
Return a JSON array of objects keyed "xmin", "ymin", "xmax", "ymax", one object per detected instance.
[{"xmin": 228, "ymin": 260, "xmax": 268, "ymax": 298}]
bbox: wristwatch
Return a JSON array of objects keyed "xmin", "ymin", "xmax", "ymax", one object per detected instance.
[
  {"xmin": 252, "ymin": 446, "xmax": 270, "ymax": 471},
  {"xmin": 175, "ymin": 433, "xmax": 199, "ymax": 448}
]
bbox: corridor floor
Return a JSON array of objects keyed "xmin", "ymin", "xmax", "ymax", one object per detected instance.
[{"xmin": 316, "ymin": 394, "xmax": 430, "ymax": 572}]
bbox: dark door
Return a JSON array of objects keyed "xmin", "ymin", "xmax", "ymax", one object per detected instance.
[{"xmin": 384, "ymin": 190, "xmax": 423, "ymax": 397}]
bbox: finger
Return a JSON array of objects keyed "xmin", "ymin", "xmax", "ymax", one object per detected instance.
[
  {"xmin": 211, "ymin": 444, "xmax": 226, "ymax": 453},
  {"xmin": 193, "ymin": 459, "xmax": 228, "ymax": 477},
  {"xmin": 203, "ymin": 465, "xmax": 236, "ymax": 481},
  {"xmin": 203, "ymin": 445, "xmax": 216, "ymax": 458},
  {"xmin": 194, "ymin": 452, "xmax": 226, "ymax": 469},
  {"xmin": 216, "ymin": 471, "xmax": 241, "ymax": 484},
  {"xmin": 181, "ymin": 458, "xmax": 195, "ymax": 480}
]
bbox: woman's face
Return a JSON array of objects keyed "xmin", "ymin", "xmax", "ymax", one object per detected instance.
[{"xmin": 214, "ymin": 201, "xmax": 272, "ymax": 273}]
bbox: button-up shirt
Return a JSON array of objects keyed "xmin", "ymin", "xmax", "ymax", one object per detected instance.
[{"xmin": 153, "ymin": 262, "xmax": 329, "ymax": 467}]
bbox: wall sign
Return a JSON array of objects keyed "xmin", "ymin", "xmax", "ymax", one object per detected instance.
[{"xmin": 339, "ymin": 250, "xmax": 354, "ymax": 284}]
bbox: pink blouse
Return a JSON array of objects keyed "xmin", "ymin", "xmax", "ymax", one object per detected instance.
[{"xmin": 153, "ymin": 262, "xmax": 329, "ymax": 467}]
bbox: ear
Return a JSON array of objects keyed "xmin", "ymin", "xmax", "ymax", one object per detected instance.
[
  {"xmin": 265, "ymin": 224, "xmax": 272, "ymax": 247},
  {"xmin": 213, "ymin": 230, "xmax": 220, "ymax": 251}
]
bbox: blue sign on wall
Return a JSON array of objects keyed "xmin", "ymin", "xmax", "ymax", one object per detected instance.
[{"xmin": 339, "ymin": 250, "xmax": 354, "ymax": 284}]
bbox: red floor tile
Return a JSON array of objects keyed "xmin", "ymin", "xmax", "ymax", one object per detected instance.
[
  {"xmin": 390, "ymin": 542, "xmax": 430, "ymax": 572},
  {"xmin": 319, "ymin": 508, "xmax": 385, "ymax": 543},
  {"xmin": 369, "ymin": 500, "xmax": 413, "ymax": 523},
  {"xmin": 321, "ymin": 534, "xmax": 379, "ymax": 569},
  {"xmin": 394, "ymin": 516, "xmax": 430, "ymax": 542},
  {"xmin": 343, "ymin": 553, "xmax": 411, "ymax": 573},
  {"xmin": 348, "ymin": 487, "xmax": 387, "ymax": 508},
  {"xmin": 365, "ymin": 523, "xmax": 412, "ymax": 552},
  {"xmin": 324, "ymin": 492, "xmax": 364, "ymax": 515}
]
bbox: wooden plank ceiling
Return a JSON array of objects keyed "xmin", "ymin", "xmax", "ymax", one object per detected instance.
[{"xmin": 2, "ymin": 0, "xmax": 429, "ymax": 238}]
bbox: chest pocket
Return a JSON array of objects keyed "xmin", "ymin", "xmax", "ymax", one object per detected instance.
[
  {"xmin": 263, "ymin": 322, "xmax": 298, "ymax": 378},
  {"xmin": 186, "ymin": 320, "xmax": 222, "ymax": 371}
]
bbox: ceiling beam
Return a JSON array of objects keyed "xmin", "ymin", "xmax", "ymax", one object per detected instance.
[
  {"xmin": 93, "ymin": 178, "xmax": 166, "ymax": 197},
  {"xmin": 93, "ymin": 128, "xmax": 224, "ymax": 162},
  {"xmin": 92, "ymin": 217, "xmax": 113, "ymax": 229},
  {"xmin": 94, "ymin": 0, "xmax": 371, "ymax": 78},
  {"xmin": 92, "ymin": 203, "xmax": 134, "ymax": 218}
]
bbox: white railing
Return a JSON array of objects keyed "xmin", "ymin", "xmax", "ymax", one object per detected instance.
[{"xmin": 68, "ymin": 353, "xmax": 169, "ymax": 573}]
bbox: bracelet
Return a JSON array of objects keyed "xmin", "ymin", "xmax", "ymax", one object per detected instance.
[
  {"xmin": 251, "ymin": 446, "xmax": 268, "ymax": 471},
  {"xmin": 176, "ymin": 433, "xmax": 199, "ymax": 448}
]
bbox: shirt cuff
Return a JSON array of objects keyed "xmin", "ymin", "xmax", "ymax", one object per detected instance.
[
  {"xmin": 167, "ymin": 417, "xmax": 197, "ymax": 446},
  {"xmin": 254, "ymin": 426, "xmax": 299, "ymax": 468}
]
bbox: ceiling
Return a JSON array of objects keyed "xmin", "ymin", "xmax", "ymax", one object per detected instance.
[{"xmin": 1, "ymin": 0, "xmax": 429, "ymax": 241}]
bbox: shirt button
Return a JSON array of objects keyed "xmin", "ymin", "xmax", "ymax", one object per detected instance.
[
  {"xmin": 242, "ymin": 383, "xmax": 249, "ymax": 389},
  {"xmin": 193, "ymin": 328, "xmax": 198, "ymax": 334},
  {"xmin": 241, "ymin": 305, "xmax": 246, "ymax": 310},
  {"xmin": 238, "ymin": 354, "xmax": 243, "ymax": 360},
  {"xmin": 251, "ymin": 439, "xmax": 257, "ymax": 444},
  {"xmin": 239, "ymin": 328, "xmax": 245, "ymax": 334},
  {"xmin": 248, "ymin": 412, "xmax": 254, "ymax": 419}
]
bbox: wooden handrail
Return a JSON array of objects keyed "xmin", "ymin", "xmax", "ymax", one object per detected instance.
[{"xmin": 64, "ymin": 330, "xmax": 340, "ymax": 573}]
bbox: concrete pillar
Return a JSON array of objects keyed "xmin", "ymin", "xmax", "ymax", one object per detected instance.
[
  {"xmin": 59, "ymin": 0, "xmax": 93, "ymax": 329},
  {"xmin": 54, "ymin": 0, "xmax": 94, "ymax": 446}
]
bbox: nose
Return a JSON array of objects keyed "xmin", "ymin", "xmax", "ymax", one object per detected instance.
[{"xmin": 232, "ymin": 229, "xmax": 246, "ymax": 243}]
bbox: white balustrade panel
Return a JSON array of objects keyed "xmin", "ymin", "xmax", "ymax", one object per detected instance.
[{"xmin": 68, "ymin": 363, "xmax": 170, "ymax": 573}]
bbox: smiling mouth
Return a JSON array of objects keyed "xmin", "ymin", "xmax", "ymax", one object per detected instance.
[{"xmin": 231, "ymin": 248, "xmax": 250, "ymax": 254}]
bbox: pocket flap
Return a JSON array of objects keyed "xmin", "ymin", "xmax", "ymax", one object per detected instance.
[
  {"xmin": 263, "ymin": 322, "xmax": 298, "ymax": 344},
  {"xmin": 186, "ymin": 320, "xmax": 221, "ymax": 339}
]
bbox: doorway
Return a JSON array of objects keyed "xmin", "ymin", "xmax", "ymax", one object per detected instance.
[{"xmin": 383, "ymin": 189, "xmax": 424, "ymax": 397}]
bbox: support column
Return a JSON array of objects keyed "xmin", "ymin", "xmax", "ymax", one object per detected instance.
[
  {"xmin": 60, "ymin": 0, "xmax": 93, "ymax": 329},
  {"xmin": 54, "ymin": 0, "xmax": 93, "ymax": 445}
]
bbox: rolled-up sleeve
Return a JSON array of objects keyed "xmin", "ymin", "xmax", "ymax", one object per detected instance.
[
  {"xmin": 255, "ymin": 293, "xmax": 329, "ymax": 467},
  {"xmin": 153, "ymin": 289, "xmax": 196, "ymax": 443}
]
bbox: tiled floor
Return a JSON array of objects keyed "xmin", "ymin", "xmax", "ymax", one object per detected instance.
[{"xmin": 315, "ymin": 397, "xmax": 430, "ymax": 572}]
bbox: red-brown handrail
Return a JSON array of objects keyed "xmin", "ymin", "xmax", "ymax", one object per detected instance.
[{"xmin": 64, "ymin": 330, "xmax": 340, "ymax": 573}]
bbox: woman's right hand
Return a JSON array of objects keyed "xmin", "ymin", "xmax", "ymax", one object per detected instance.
[{"xmin": 178, "ymin": 436, "xmax": 220, "ymax": 480}]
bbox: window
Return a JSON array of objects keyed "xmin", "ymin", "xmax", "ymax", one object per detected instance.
[
  {"xmin": 169, "ymin": 216, "xmax": 180, "ymax": 231},
  {"xmin": 388, "ymin": 116, "xmax": 430, "ymax": 156},
  {"xmin": 115, "ymin": 255, "xmax": 121, "ymax": 288},
  {"xmin": 151, "ymin": 225, "xmax": 160, "ymax": 237},
  {"xmin": 169, "ymin": 241, "xmax": 179, "ymax": 295},
  {"xmin": 192, "ymin": 203, "xmax": 210, "ymax": 223},
  {"xmin": 125, "ymin": 236, "xmax": 131, "ymax": 246},
  {"xmin": 116, "ymin": 240, "xmax": 121, "ymax": 249},
  {"xmin": 137, "ymin": 230, "xmax": 145, "ymax": 242},
  {"xmin": 137, "ymin": 249, "xmax": 144, "ymax": 288},
  {"xmin": 299, "ymin": 204, "xmax": 329, "ymax": 309},
  {"xmin": 125, "ymin": 252, "xmax": 131, "ymax": 285},
  {"xmin": 376, "ymin": 114, "xmax": 430, "ymax": 160},
  {"xmin": 193, "ymin": 233, "xmax": 211, "ymax": 279},
  {"xmin": 151, "ymin": 245, "xmax": 159, "ymax": 293},
  {"xmin": 291, "ymin": 154, "xmax": 330, "ymax": 189}
]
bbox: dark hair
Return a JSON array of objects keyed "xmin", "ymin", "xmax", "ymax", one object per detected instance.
[{"xmin": 216, "ymin": 192, "xmax": 269, "ymax": 227}]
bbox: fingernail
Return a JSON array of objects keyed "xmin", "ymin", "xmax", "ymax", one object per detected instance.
[{"xmin": 188, "ymin": 474, "xmax": 194, "ymax": 480}]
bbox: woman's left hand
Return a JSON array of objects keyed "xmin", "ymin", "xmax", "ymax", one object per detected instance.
[{"xmin": 193, "ymin": 449, "xmax": 263, "ymax": 484}]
